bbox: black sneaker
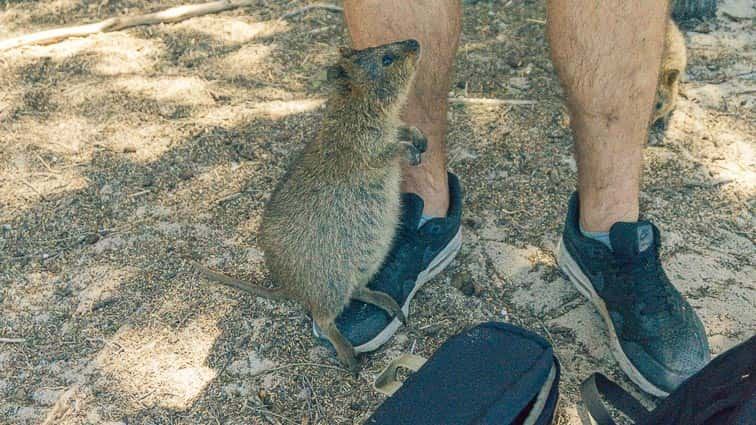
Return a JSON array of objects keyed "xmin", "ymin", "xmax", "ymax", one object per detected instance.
[
  {"xmin": 314, "ymin": 172, "xmax": 463, "ymax": 352},
  {"xmin": 557, "ymin": 193, "xmax": 710, "ymax": 396}
]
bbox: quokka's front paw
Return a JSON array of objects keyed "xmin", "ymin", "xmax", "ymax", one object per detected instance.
[
  {"xmin": 399, "ymin": 126, "xmax": 427, "ymax": 153},
  {"xmin": 401, "ymin": 142, "xmax": 422, "ymax": 166}
]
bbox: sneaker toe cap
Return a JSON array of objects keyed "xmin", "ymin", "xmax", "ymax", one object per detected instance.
[
  {"xmin": 622, "ymin": 331, "xmax": 710, "ymax": 393},
  {"xmin": 334, "ymin": 303, "xmax": 393, "ymax": 347}
]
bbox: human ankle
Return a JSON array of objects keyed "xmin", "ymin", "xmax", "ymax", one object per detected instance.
[
  {"xmin": 579, "ymin": 223, "xmax": 613, "ymax": 250},
  {"xmin": 401, "ymin": 167, "xmax": 449, "ymax": 217},
  {"xmin": 578, "ymin": 193, "xmax": 639, "ymax": 233}
]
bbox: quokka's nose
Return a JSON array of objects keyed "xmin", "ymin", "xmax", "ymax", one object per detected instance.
[{"xmin": 404, "ymin": 39, "xmax": 420, "ymax": 53}]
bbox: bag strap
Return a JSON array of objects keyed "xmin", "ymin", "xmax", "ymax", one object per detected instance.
[
  {"xmin": 373, "ymin": 354, "xmax": 427, "ymax": 396},
  {"xmin": 580, "ymin": 373, "xmax": 652, "ymax": 425}
]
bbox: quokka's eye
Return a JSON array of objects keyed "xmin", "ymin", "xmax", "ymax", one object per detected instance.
[{"xmin": 382, "ymin": 54, "xmax": 394, "ymax": 66}]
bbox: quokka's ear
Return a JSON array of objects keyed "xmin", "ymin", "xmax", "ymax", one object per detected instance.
[
  {"xmin": 327, "ymin": 64, "xmax": 348, "ymax": 82},
  {"xmin": 338, "ymin": 46, "xmax": 356, "ymax": 57}
]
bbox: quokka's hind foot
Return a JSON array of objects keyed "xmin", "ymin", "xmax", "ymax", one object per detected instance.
[
  {"xmin": 352, "ymin": 287, "xmax": 407, "ymax": 325},
  {"xmin": 314, "ymin": 315, "xmax": 360, "ymax": 375}
]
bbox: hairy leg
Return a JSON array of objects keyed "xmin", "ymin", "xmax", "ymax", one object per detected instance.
[
  {"xmin": 343, "ymin": 0, "xmax": 462, "ymax": 217},
  {"xmin": 547, "ymin": 1, "xmax": 671, "ymax": 231}
]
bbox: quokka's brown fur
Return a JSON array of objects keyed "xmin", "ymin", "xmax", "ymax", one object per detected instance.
[
  {"xmin": 652, "ymin": 20, "xmax": 687, "ymax": 129},
  {"xmin": 194, "ymin": 39, "xmax": 426, "ymax": 373}
]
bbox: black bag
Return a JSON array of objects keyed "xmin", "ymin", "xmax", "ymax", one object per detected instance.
[
  {"xmin": 366, "ymin": 322, "xmax": 560, "ymax": 425},
  {"xmin": 581, "ymin": 334, "xmax": 756, "ymax": 425}
]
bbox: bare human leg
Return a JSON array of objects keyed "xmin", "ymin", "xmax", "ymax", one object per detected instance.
[
  {"xmin": 343, "ymin": 0, "xmax": 462, "ymax": 217},
  {"xmin": 547, "ymin": 1, "xmax": 671, "ymax": 231},
  {"xmin": 549, "ymin": 1, "xmax": 710, "ymax": 397}
]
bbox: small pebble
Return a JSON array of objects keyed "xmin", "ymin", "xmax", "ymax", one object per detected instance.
[
  {"xmin": 464, "ymin": 216, "xmax": 483, "ymax": 229},
  {"xmin": 179, "ymin": 169, "xmax": 194, "ymax": 181},
  {"xmin": 257, "ymin": 389, "xmax": 271, "ymax": 405},
  {"xmin": 693, "ymin": 22, "xmax": 711, "ymax": 33},
  {"xmin": 92, "ymin": 297, "xmax": 118, "ymax": 311},
  {"xmin": 505, "ymin": 51, "xmax": 523, "ymax": 68},
  {"xmin": 13, "ymin": 388, "xmax": 26, "ymax": 402},
  {"xmin": 549, "ymin": 169, "xmax": 561, "ymax": 181},
  {"xmin": 508, "ymin": 77, "xmax": 530, "ymax": 91},
  {"xmin": 424, "ymin": 323, "xmax": 443, "ymax": 336}
]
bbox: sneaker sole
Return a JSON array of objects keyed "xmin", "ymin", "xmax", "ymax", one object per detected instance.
[
  {"xmin": 313, "ymin": 228, "xmax": 463, "ymax": 353},
  {"xmin": 524, "ymin": 362, "xmax": 559, "ymax": 425},
  {"xmin": 556, "ymin": 238, "xmax": 670, "ymax": 397}
]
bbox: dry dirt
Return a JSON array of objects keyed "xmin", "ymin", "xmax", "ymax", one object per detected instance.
[{"xmin": 1, "ymin": 1, "xmax": 754, "ymax": 424}]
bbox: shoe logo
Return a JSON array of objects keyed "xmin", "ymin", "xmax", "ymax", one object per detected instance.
[{"xmin": 637, "ymin": 224, "xmax": 653, "ymax": 252}]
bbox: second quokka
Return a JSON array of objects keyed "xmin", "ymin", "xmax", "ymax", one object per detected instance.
[
  {"xmin": 652, "ymin": 20, "xmax": 686, "ymax": 130},
  {"xmin": 194, "ymin": 39, "xmax": 426, "ymax": 373}
]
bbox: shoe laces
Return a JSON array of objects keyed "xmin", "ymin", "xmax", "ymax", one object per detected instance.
[
  {"xmin": 610, "ymin": 248, "xmax": 672, "ymax": 315},
  {"xmin": 382, "ymin": 224, "xmax": 415, "ymax": 273}
]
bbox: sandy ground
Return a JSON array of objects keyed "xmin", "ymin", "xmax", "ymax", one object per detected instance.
[{"xmin": 0, "ymin": 1, "xmax": 754, "ymax": 424}]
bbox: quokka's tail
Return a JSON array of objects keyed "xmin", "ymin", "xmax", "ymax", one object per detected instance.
[{"xmin": 190, "ymin": 260, "xmax": 286, "ymax": 301}]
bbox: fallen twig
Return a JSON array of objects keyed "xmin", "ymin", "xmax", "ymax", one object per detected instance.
[
  {"xmin": 646, "ymin": 177, "xmax": 734, "ymax": 192},
  {"xmin": 722, "ymin": 11, "xmax": 751, "ymax": 22},
  {"xmin": 127, "ymin": 189, "xmax": 151, "ymax": 198},
  {"xmin": 302, "ymin": 374, "xmax": 326, "ymax": 421},
  {"xmin": 0, "ymin": 337, "xmax": 26, "ymax": 343},
  {"xmin": 13, "ymin": 172, "xmax": 47, "ymax": 201},
  {"xmin": 35, "ymin": 153, "xmax": 55, "ymax": 173},
  {"xmin": 251, "ymin": 362, "xmax": 347, "ymax": 377},
  {"xmin": 449, "ymin": 97, "xmax": 537, "ymax": 106},
  {"xmin": 251, "ymin": 407, "xmax": 297, "ymax": 425},
  {"xmin": 309, "ymin": 25, "xmax": 337, "ymax": 35},
  {"xmin": 683, "ymin": 177, "xmax": 734, "ymax": 188},
  {"xmin": 212, "ymin": 191, "xmax": 244, "ymax": 206},
  {"xmin": 4, "ymin": 249, "xmax": 63, "ymax": 262},
  {"xmin": 698, "ymin": 70, "xmax": 756, "ymax": 85},
  {"xmin": 0, "ymin": 0, "xmax": 255, "ymax": 50},
  {"xmin": 280, "ymin": 3, "xmax": 343, "ymax": 20}
]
